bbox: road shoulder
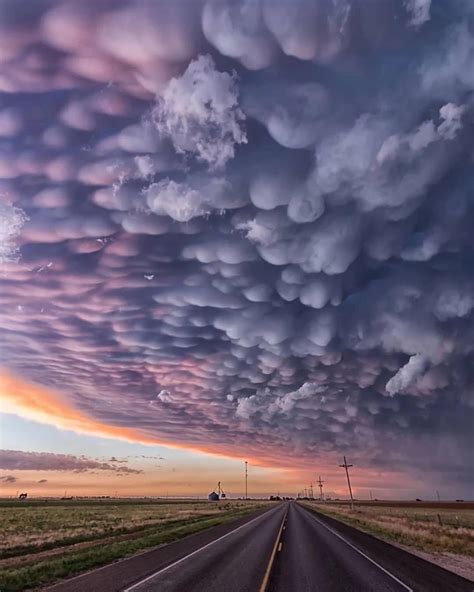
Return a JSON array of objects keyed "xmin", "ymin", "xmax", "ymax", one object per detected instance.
[{"xmin": 298, "ymin": 503, "xmax": 473, "ymax": 591}]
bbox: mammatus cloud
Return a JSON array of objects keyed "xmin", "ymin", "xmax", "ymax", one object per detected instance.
[
  {"xmin": 0, "ymin": 450, "xmax": 142, "ymax": 475},
  {"xmin": 0, "ymin": 0, "xmax": 473, "ymax": 493},
  {"xmin": 0, "ymin": 372, "xmax": 165, "ymax": 447}
]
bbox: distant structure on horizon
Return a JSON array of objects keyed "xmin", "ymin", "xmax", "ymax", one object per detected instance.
[{"xmin": 208, "ymin": 481, "xmax": 226, "ymax": 501}]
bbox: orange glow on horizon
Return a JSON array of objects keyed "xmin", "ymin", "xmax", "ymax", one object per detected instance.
[
  {"xmin": 0, "ymin": 370, "xmax": 267, "ymax": 467},
  {"xmin": 0, "ymin": 370, "xmax": 167, "ymax": 446},
  {"xmin": 0, "ymin": 370, "xmax": 418, "ymax": 498}
]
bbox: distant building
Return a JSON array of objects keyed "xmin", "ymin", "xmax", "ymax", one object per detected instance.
[{"xmin": 208, "ymin": 481, "xmax": 225, "ymax": 501}]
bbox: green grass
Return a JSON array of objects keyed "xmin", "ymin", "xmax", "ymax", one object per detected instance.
[
  {"xmin": 0, "ymin": 505, "xmax": 262, "ymax": 591},
  {"xmin": 301, "ymin": 502, "xmax": 474, "ymax": 556}
]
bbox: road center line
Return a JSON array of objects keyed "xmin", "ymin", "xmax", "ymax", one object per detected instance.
[
  {"xmin": 301, "ymin": 506, "xmax": 413, "ymax": 592},
  {"xmin": 259, "ymin": 508, "xmax": 288, "ymax": 592},
  {"xmin": 123, "ymin": 505, "xmax": 283, "ymax": 592}
]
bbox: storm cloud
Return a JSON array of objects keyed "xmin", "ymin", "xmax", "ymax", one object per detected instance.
[
  {"xmin": 0, "ymin": 0, "xmax": 473, "ymax": 492},
  {"xmin": 0, "ymin": 450, "xmax": 142, "ymax": 475}
]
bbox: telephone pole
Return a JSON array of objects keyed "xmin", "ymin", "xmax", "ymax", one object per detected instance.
[
  {"xmin": 317, "ymin": 475, "xmax": 324, "ymax": 501},
  {"xmin": 244, "ymin": 461, "xmax": 248, "ymax": 500},
  {"xmin": 309, "ymin": 483, "xmax": 314, "ymax": 499},
  {"xmin": 339, "ymin": 456, "xmax": 354, "ymax": 510}
]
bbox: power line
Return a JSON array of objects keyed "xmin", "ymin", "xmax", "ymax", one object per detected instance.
[
  {"xmin": 317, "ymin": 475, "xmax": 324, "ymax": 501},
  {"xmin": 339, "ymin": 455, "xmax": 354, "ymax": 510},
  {"xmin": 244, "ymin": 460, "xmax": 248, "ymax": 500}
]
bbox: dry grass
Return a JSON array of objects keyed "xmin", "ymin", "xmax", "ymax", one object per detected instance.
[
  {"xmin": 0, "ymin": 499, "xmax": 269, "ymax": 591},
  {"xmin": 0, "ymin": 499, "xmax": 261, "ymax": 558},
  {"xmin": 304, "ymin": 501, "xmax": 474, "ymax": 557}
]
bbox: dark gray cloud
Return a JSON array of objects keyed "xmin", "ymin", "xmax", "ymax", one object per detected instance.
[
  {"xmin": 0, "ymin": 451, "xmax": 142, "ymax": 475},
  {"xmin": 0, "ymin": 475, "xmax": 17, "ymax": 484},
  {"xmin": 0, "ymin": 0, "xmax": 473, "ymax": 493}
]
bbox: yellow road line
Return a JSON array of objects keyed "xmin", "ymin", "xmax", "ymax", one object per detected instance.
[
  {"xmin": 259, "ymin": 508, "xmax": 288, "ymax": 592},
  {"xmin": 124, "ymin": 507, "xmax": 278, "ymax": 592}
]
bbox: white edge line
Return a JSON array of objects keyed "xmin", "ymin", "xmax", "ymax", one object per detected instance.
[
  {"xmin": 302, "ymin": 506, "xmax": 413, "ymax": 592},
  {"xmin": 123, "ymin": 505, "xmax": 283, "ymax": 592}
]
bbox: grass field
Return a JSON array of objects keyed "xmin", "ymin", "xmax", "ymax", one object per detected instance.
[
  {"xmin": 304, "ymin": 501, "xmax": 474, "ymax": 555},
  {"xmin": 0, "ymin": 498, "xmax": 269, "ymax": 591}
]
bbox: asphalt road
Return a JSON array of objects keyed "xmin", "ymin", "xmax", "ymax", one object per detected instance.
[
  {"xmin": 44, "ymin": 503, "xmax": 285, "ymax": 592},
  {"xmin": 45, "ymin": 501, "xmax": 473, "ymax": 592},
  {"xmin": 123, "ymin": 502, "xmax": 287, "ymax": 592},
  {"xmin": 268, "ymin": 502, "xmax": 473, "ymax": 592}
]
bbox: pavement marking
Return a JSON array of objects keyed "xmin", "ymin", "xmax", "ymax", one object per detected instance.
[
  {"xmin": 123, "ymin": 505, "xmax": 284, "ymax": 592},
  {"xmin": 302, "ymin": 507, "xmax": 413, "ymax": 592},
  {"xmin": 259, "ymin": 508, "xmax": 288, "ymax": 592},
  {"xmin": 278, "ymin": 542, "xmax": 283, "ymax": 552}
]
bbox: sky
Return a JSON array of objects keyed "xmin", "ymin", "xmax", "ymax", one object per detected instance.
[{"xmin": 0, "ymin": 0, "xmax": 473, "ymax": 500}]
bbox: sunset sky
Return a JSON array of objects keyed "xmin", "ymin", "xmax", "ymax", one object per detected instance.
[{"xmin": 0, "ymin": 0, "xmax": 473, "ymax": 500}]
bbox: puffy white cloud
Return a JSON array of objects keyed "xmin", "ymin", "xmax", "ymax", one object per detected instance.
[
  {"xmin": 145, "ymin": 175, "xmax": 245, "ymax": 222},
  {"xmin": 405, "ymin": 0, "xmax": 432, "ymax": 28},
  {"xmin": 152, "ymin": 55, "xmax": 247, "ymax": 169},
  {"xmin": 386, "ymin": 354, "xmax": 429, "ymax": 395},
  {"xmin": 0, "ymin": 202, "xmax": 26, "ymax": 262}
]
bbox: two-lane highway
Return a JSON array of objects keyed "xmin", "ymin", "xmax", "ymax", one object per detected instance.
[
  {"xmin": 124, "ymin": 503, "xmax": 287, "ymax": 592},
  {"xmin": 268, "ymin": 502, "xmax": 472, "ymax": 592},
  {"xmin": 45, "ymin": 503, "xmax": 288, "ymax": 592},
  {"xmin": 45, "ymin": 501, "xmax": 473, "ymax": 592},
  {"xmin": 269, "ymin": 502, "xmax": 408, "ymax": 591}
]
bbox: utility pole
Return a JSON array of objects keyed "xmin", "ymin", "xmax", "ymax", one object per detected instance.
[
  {"xmin": 317, "ymin": 475, "xmax": 324, "ymax": 501},
  {"xmin": 309, "ymin": 483, "xmax": 314, "ymax": 499},
  {"xmin": 339, "ymin": 456, "xmax": 354, "ymax": 510},
  {"xmin": 244, "ymin": 461, "xmax": 248, "ymax": 500},
  {"xmin": 436, "ymin": 490, "xmax": 440, "ymax": 502}
]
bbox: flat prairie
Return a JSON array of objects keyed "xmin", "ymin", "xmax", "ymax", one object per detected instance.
[{"xmin": 0, "ymin": 498, "xmax": 267, "ymax": 591}]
